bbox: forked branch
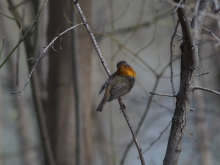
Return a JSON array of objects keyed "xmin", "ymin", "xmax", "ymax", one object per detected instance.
[{"xmin": 11, "ymin": 23, "xmax": 83, "ymax": 98}]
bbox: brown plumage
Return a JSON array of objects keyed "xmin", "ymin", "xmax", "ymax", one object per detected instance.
[{"xmin": 96, "ymin": 61, "xmax": 136, "ymax": 112}]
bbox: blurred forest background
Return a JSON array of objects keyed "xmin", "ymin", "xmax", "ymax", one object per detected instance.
[{"xmin": 0, "ymin": 0, "xmax": 220, "ymax": 165}]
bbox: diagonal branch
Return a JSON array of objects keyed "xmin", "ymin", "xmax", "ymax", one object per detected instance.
[
  {"xmin": 170, "ymin": 20, "xmax": 179, "ymax": 97},
  {"xmin": 143, "ymin": 121, "xmax": 172, "ymax": 153},
  {"xmin": 120, "ymin": 51, "xmax": 180, "ymax": 165},
  {"xmin": 193, "ymin": 86, "xmax": 220, "ymax": 96},
  {"xmin": 11, "ymin": 23, "xmax": 84, "ymax": 98},
  {"xmin": 73, "ymin": 1, "xmax": 146, "ymax": 165},
  {"xmin": 0, "ymin": 0, "xmax": 48, "ymax": 68},
  {"xmin": 0, "ymin": 37, "xmax": 5, "ymax": 63}
]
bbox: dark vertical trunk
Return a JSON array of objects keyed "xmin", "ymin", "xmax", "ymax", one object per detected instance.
[
  {"xmin": 47, "ymin": 0, "xmax": 75, "ymax": 164},
  {"xmin": 163, "ymin": 1, "xmax": 213, "ymax": 165}
]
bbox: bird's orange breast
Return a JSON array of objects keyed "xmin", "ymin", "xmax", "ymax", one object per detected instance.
[{"xmin": 117, "ymin": 67, "xmax": 137, "ymax": 78}]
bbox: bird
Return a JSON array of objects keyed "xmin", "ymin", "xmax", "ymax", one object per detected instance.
[{"xmin": 96, "ymin": 61, "xmax": 136, "ymax": 112}]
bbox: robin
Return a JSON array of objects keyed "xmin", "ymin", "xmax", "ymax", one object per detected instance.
[{"xmin": 96, "ymin": 61, "xmax": 136, "ymax": 112}]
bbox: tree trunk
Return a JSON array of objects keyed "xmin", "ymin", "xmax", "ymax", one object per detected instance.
[
  {"xmin": 75, "ymin": 0, "xmax": 93, "ymax": 164},
  {"xmin": 47, "ymin": 0, "xmax": 75, "ymax": 164},
  {"xmin": 163, "ymin": 1, "xmax": 213, "ymax": 165}
]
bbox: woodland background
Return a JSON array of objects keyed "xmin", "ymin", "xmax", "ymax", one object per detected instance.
[{"xmin": 0, "ymin": 0, "xmax": 220, "ymax": 165}]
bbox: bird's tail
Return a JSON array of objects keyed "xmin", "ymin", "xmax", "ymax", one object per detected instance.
[{"xmin": 96, "ymin": 96, "xmax": 108, "ymax": 112}]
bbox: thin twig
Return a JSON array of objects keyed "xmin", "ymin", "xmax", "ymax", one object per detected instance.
[
  {"xmin": 118, "ymin": 98, "xmax": 146, "ymax": 165},
  {"xmin": 16, "ymin": 43, "xmax": 20, "ymax": 86},
  {"xmin": 163, "ymin": 0, "xmax": 218, "ymax": 20},
  {"xmin": 150, "ymin": 92, "xmax": 176, "ymax": 97},
  {"xmin": 136, "ymin": 10, "xmax": 158, "ymax": 55},
  {"xmin": 152, "ymin": 100, "xmax": 174, "ymax": 113},
  {"xmin": 143, "ymin": 121, "xmax": 171, "ymax": 153},
  {"xmin": 188, "ymin": 17, "xmax": 220, "ymax": 43},
  {"xmin": 170, "ymin": 20, "xmax": 179, "ymax": 103},
  {"xmin": 95, "ymin": 32, "xmax": 158, "ymax": 76},
  {"xmin": 120, "ymin": 78, "xmax": 159, "ymax": 165},
  {"xmin": 203, "ymin": 27, "xmax": 220, "ymax": 42},
  {"xmin": 120, "ymin": 52, "xmax": 180, "ymax": 164},
  {"xmin": 73, "ymin": 1, "xmax": 111, "ymax": 76},
  {"xmin": 195, "ymin": 69, "xmax": 210, "ymax": 76},
  {"xmin": 0, "ymin": 36, "xmax": 5, "ymax": 62},
  {"xmin": 11, "ymin": 23, "xmax": 83, "ymax": 98},
  {"xmin": 73, "ymin": 1, "xmax": 145, "ymax": 165},
  {"xmin": 6, "ymin": 1, "xmax": 55, "ymax": 165},
  {"xmin": 9, "ymin": 0, "xmax": 30, "ymax": 9},
  {"xmin": 27, "ymin": 58, "xmax": 37, "ymax": 61},
  {"xmin": 110, "ymin": 0, "xmax": 146, "ymax": 60},
  {"xmin": 102, "ymin": 8, "xmax": 173, "ymax": 37},
  {"xmin": 190, "ymin": 108, "xmax": 195, "ymax": 111},
  {"xmin": 0, "ymin": 0, "xmax": 47, "ymax": 68},
  {"xmin": 171, "ymin": 0, "xmax": 183, "ymax": 16},
  {"xmin": 0, "ymin": 8, "xmax": 23, "ymax": 38},
  {"xmin": 193, "ymin": 86, "xmax": 220, "ymax": 96},
  {"xmin": 186, "ymin": 127, "xmax": 200, "ymax": 143}
]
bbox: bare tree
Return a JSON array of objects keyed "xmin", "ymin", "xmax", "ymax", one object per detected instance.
[
  {"xmin": 163, "ymin": 0, "xmax": 215, "ymax": 165},
  {"xmin": 1, "ymin": 0, "xmax": 220, "ymax": 165}
]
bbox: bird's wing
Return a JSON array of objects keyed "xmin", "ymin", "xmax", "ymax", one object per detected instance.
[
  {"xmin": 98, "ymin": 73, "xmax": 116, "ymax": 95},
  {"xmin": 108, "ymin": 78, "xmax": 134, "ymax": 102}
]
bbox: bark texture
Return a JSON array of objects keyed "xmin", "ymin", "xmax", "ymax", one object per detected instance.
[{"xmin": 163, "ymin": 1, "xmax": 213, "ymax": 165}]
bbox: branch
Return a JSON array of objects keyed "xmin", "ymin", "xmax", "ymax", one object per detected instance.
[
  {"xmin": 143, "ymin": 121, "xmax": 171, "ymax": 153},
  {"xmin": 0, "ymin": 9, "xmax": 22, "ymax": 37},
  {"xmin": 187, "ymin": 17, "xmax": 220, "ymax": 43},
  {"xmin": 170, "ymin": 20, "xmax": 179, "ymax": 97},
  {"xmin": 163, "ymin": 0, "xmax": 217, "ymax": 20},
  {"xmin": 73, "ymin": 1, "xmax": 146, "ymax": 165},
  {"xmin": 5, "ymin": 1, "xmax": 55, "ymax": 165},
  {"xmin": 0, "ymin": 36, "xmax": 5, "ymax": 63},
  {"xmin": 96, "ymin": 32, "xmax": 158, "ymax": 76},
  {"xmin": 73, "ymin": 1, "xmax": 111, "ymax": 76},
  {"xmin": 186, "ymin": 125, "xmax": 200, "ymax": 144},
  {"xmin": 195, "ymin": 69, "xmax": 210, "ymax": 76},
  {"xmin": 120, "ymin": 54, "xmax": 178, "ymax": 164},
  {"xmin": 190, "ymin": 108, "xmax": 195, "ymax": 111},
  {"xmin": 118, "ymin": 98, "xmax": 146, "ymax": 165},
  {"xmin": 9, "ymin": 0, "xmax": 30, "ymax": 9},
  {"xmin": 171, "ymin": 0, "xmax": 183, "ymax": 16},
  {"xmin": 120, "ymin": 50, "xmax": 180, "ymax": 164},
  {"xmin": 150, "ymin": 92, "xmax": 176, "ymax": 97},
  {"xmin": 193, "ymin": 86, "xmax": 220, "ymax": 96},
  {"xmin": 11, "ymin": 23, "xmax": 83, "ymax": 98},
  {"xmin": 0, "ymin": 0, "xmax": 48, "ymax": 68}
]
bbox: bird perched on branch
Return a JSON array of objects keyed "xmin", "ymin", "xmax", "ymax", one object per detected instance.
[{"xmin": 96, "ymin": 61, "xmax": 136, "ymax": 112}]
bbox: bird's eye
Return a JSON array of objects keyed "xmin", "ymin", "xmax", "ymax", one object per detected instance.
[{"xmin": 124, "ymin": 65, "xmax": 127, "ymax": 67}]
